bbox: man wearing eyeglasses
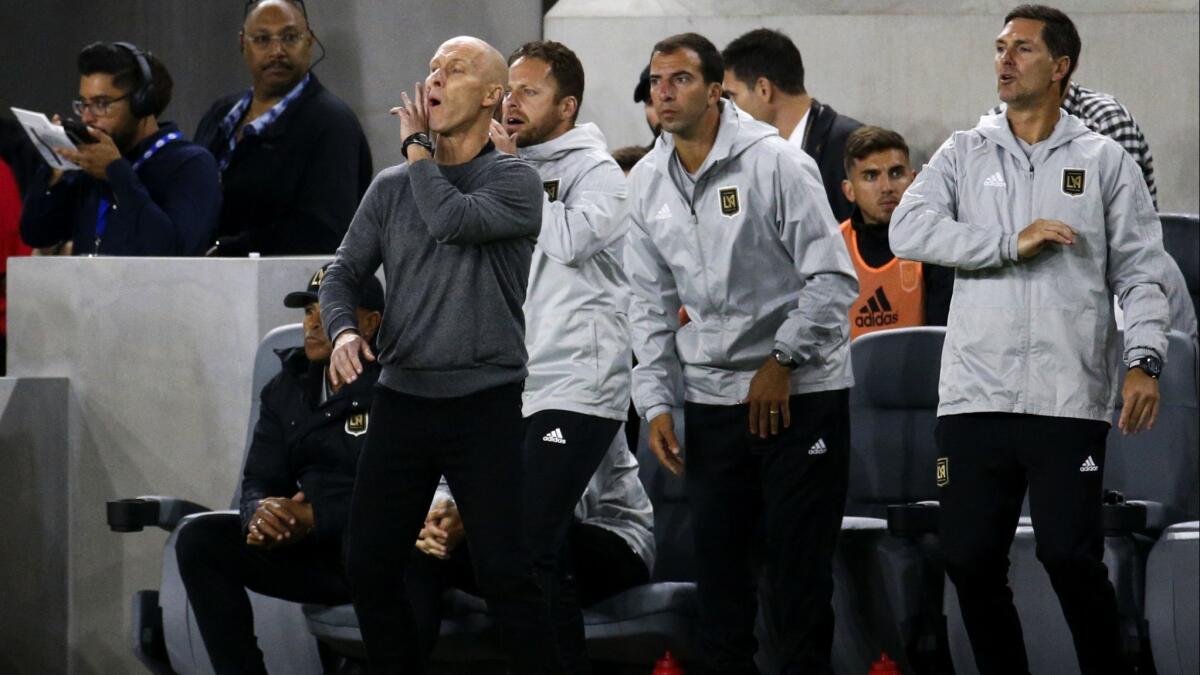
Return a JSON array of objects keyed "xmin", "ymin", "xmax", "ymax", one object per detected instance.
[
  {"xmin": 195, "ymin": 0, "xmax": 372, "ymax": 257},
  {"xmin": 19, "ymin": 42, "xmax": 220, "ymax": 256}
]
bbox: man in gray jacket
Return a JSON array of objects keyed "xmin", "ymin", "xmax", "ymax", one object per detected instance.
[
  {"xmin": 890, "ymin": 6, "xmax": 1170, "ymax": 674},
  {"xmin": 490, "ymin": 40, "xmax": 632, "ymax": 672},
  {"xmin": 319, "ymin": 36, "xmax": 547, "ymax": 673},
  {"xmin": 625, "ymin": 32, "xmax": 858, "ymax": 674}
]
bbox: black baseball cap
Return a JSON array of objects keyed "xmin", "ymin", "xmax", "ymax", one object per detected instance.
[
  {"xmin": 283, "ymin": 263, "xmax": 385, "ymax": 312},
  {"xmin": 633, "ymin": 64, "xmax": 651, "ymax": 103}
]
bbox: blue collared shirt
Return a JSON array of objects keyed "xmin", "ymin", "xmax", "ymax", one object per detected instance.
[{"xmin": 215, "ymin": 73, "xmax": 312, "ymax": 172}]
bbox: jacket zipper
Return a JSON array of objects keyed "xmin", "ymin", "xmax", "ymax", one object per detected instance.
[{"xmin": 1020, "ymin": 162, "xmax": 1035, "ymax": 410}]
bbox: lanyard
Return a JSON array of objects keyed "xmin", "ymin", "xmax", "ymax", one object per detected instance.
[{"xmin": 93, "ymin": 132, "xmax": 182, "ymax": 252}]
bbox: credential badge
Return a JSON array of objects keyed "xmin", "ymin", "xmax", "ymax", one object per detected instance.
[
  {"xmin": 718, "ymin": 186, "xmax": 740, "ymax": 217},
  {"xmin": 345, "ymin": 412, "xmax": 368, "ymax": 437},
  {"xmin": 1062, "ymin": 168, "xmax": 1085, "ymax": 197}
]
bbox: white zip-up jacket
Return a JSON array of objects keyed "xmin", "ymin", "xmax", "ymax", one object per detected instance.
[
  {"xmin": 520, "ymin": 124, "xmax": 631, "ymax": 420},
  {"xmin": 432, "ymin": 430, "xmax": 655, "ymax": 572},
  {"xmin": 625, "ymin": 102, "xmax": 858, "ymax": 421},
  {"xmin": 891, "ymin": 111, "xmax": 1171, "ymax": 422}
]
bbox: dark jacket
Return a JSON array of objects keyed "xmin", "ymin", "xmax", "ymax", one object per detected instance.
[
  {"xmin": 195, "ymin": 75, "xmax": 373, "ymax": 256},
  {"xmin": 19, "ymin": 123, "xmax": 220, "ymax": 255},
  {"xmin": 239, "ymin": 347, "xmax": 380, "ymax": 546},
  {"xmin": 803, "ymin": 99, "xmax": 863, "ymax": 222}
]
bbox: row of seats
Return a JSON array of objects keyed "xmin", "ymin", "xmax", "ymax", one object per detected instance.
[{"xmin": 107, "ymin": 214, "xmax": 1199, "ymax": 674}]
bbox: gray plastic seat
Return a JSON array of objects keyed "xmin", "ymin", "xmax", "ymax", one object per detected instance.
[
  {"xmin": 1145, "ymin": 520, "xmax": 1199, "ymax": 675},
  {"xmin": 1160, "ymin": 213, "xmax": 1199, "ymax": 320},
  {"xmin": 946, "ymin": 330, "xmax": 1200, "ymax": 675},
  {"xmin": 108, "ymin": 323, "xmax": 323, "ymax": 675}
]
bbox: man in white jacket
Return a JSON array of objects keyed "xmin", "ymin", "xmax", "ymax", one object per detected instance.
[
  {"xmin": 489, "ymin": 40, "xmax": 632, "ymax": 673},
  {"xmin": 890, "ymin": 6, "xmax": 1171, "ymax": 674},
  {"xmin": 625, "ymin": 32, "xmax": 858, "ymax": 675}
]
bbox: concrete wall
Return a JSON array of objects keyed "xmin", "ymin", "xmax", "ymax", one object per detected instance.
[
  {"xmin": 6, "ymin": 256, "xmax": 326, "ymax": 673},
  {"xmin": 0, "ymin": 0, "xmax": 543, "ymax": 171},
  {"xmin": 0, "ymin": 378, "xmax": 70, "ymax": 674},
  {"xmin": 546, "ymin": 0, "xmax": 1200, "ymax": 212}
]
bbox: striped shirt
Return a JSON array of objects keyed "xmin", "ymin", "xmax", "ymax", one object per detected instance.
[
  {"xmin": 214, "ymin": 73, "xmax": 312, "ymax": 173},
  {"xmin": 991, "ymin": 82, "xmax": 1157, "ymax": 207}
]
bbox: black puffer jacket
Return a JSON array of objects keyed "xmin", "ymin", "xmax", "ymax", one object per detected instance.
[{"xmin": 239, "ymin": 347, "xmax": 379, "ymax": 546}]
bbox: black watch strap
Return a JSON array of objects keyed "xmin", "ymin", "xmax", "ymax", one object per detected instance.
[
  {"xmin": 1128, "ymin": 355, "xmax": 1162, "ymax": 379},
  {"xmin": 402, "ymin": 132, "xmax": 433, "ymax": 160}
]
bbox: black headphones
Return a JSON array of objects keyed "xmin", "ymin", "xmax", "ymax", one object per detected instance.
[{"xmin": 113, "ymin": 41, "xmax": 155, "ymax": 118}]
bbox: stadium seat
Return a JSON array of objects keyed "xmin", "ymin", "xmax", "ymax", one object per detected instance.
[
  {"xmin": 1160, "ymin": 213, "xmax": 1199, "ymax": 320},
  {"xmin": 839, "ymin": 327, "xmax": 947, "ymax": 674},
  {"xmin": 106, "ymin": 323, "xmax": 324, "ymax": 675},
  {"xmin": 1145, "ymin": 520, "xmax": 1199, "ymax": 675},
  {"xmin": 946, "ymin": 330, "xmax": 1200, "ymax": 674}
]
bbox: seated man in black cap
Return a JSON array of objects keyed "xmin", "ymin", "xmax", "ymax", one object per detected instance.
[{"xmin": 175, "ymin": 263, "xmax": 383, "ymax": 674}]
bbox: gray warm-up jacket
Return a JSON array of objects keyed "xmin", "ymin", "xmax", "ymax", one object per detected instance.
[
  {"xmin": 891, "ymin": 111, "xmax": 1171, "ymax": 422},
  {"xmin": 519, "ymin": 124, "xmax": 632, "ymax": 421},
  {"xmin": 433, "ymin": 429, "xmax": 656, "ymax": 571},
  {"xmin": 625, "ymin": 101, "xmax": 858, "ymax": 422}
]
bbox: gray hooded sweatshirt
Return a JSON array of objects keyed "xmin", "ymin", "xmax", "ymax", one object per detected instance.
[
  {"xmin": 891, "ymin": 111, "xmax": 1171, "ymax": 422},
  {"xmin": 519, "ymin": 123, "xmax": 632, "ymax": 420},
  {"xmin": 625, "ymin": 101, "xmax": 858, "ymax": 421}
]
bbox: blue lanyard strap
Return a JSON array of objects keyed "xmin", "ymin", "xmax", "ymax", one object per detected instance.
[{"xmin": 93, "ymin": 131, "xmax": 182, "ymax": 250}]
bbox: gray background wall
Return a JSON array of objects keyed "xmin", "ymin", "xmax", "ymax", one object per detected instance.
[{"xmin": 546, "ymin": 0, "xmax": 1199, "ymax": 213}]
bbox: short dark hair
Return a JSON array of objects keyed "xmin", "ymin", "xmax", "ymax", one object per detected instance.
[
  {"xmin": 77, "ymin": 42, "xmax": 173, "ymax": 118},
  {"xmin": 611, "ymin": 145, "xmax": 649, "ymax": 172},
  {"xmin": 509, "ymin": 40, "xmax": 585, "ymax": 122},
  {"xmin": 1004, "ymin": 4, "xmax": 1080, "ymax": 95},
  {"xmin": 651, "ymin": 33, "xmax": 724, "ymax": 86},
  {"xmin": 843, "ymin": 126, "xmax": 910, "ymax": 175},
  {"xmin": 721, "ymin": 28, "xmax": 805, "ymax": 95}
]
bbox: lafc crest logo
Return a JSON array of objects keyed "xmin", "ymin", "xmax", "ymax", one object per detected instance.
[
  {"xmin": 345, "ymin": 412, "xmax": 368, "ymax": 437},
  {"xmin": 309, "ymin": 267, "xmax": 326, "ymax": 288},
  {"xmin": 936, "ymin": 457, "xmax": 949, "ymax": 487},
  {"xmin": 542, "ymin": 179, "xmax": 561, "ymax": 202},
  {"xmin": 1061, "ymin": 168, "xmax": 1085, "ymax": 197},
  {"xmin": 718, "ymin": 186, "xmax": 740, "ymax": 217}
]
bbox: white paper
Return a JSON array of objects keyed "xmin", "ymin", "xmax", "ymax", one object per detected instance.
[{"xmin": 9, "ymin": 107, "xmax": 81, "ymax": 171}]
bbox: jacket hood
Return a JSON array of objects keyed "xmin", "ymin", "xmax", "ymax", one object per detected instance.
[
  {"xmin": 520, "ymin": 122, "xmax": 609, "ymax": 163},
  {"xmin": 975, "ymin": 109, "xmax": 1091, "ymax": 163},
  {"xmin": 650, "ymin": 100, "xmax": 779, "ymax": 180}
]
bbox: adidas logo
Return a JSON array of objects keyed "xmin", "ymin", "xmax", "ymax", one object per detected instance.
[
  {"xmin": 542, "ymin": 428, "xmax": 567, "ymax": 445},
  {"xmin": 654, "ymin": 203, "xmax": 672, "ymax": 220},
  {"xmin": 855, "ymin": 287, "xmax": 899, "ymax": 328},
  {"xmin": 1080, "ymin": 456, "xmax": 1099, "ymax": 472},
  {"xmin": 983, "ymin": 171, "xmax": 1007, "ymax": 188},
  {"xmin": 808, "ymin": 439, "xmax": 827, "ymax": 455}
]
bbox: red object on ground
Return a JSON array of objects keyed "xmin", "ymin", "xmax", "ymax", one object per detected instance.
[
  {"xmin": 0, "ymin": 158, "xmax": 32, "ymax": 337},
  {"xmin": 653, "ymin": 649, "xmax": 685, "ymax": 675},
  {"xmin": 868, "ymin": 651, "xmax": 900, "ymax": 674}
]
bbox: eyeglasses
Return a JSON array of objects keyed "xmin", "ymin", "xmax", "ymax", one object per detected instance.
[
  {"xmin": 72, "ymin": 94, "xmax": 130, "ymax": 117},
  {"xmin": 244, "ymin": 30, "xmax": 310, "ymax": 50}
]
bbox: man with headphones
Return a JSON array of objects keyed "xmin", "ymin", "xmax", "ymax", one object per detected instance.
[
  {"xmin": 19, "ymin": 42, "xmax": 221, "ymax": 256},
  {"xmin": 195, "ymin": 0, "xmax": 372, "ymax": 257}
]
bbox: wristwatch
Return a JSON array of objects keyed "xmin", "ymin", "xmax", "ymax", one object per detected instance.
[
  {"xmin": 771, "ymin": 349, "xmax": 798, "ymax": 370},
  {"xmin": 1127, "ymin": 355, "xmax": 1162, "ymax": 379},
  {"xmin": 402, "ymin": 132, "xmax": 433, "ymax": 160}
]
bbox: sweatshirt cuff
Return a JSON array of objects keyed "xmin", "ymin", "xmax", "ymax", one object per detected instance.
[
  {"xmin": 1002, "ymin": 232, "xmax": 1019, "ymax": 263},
  {"xmin": 645, "ymin": 404, "xmax": 672, "ymax": 423},
  {"xmin": 104, "ymin": 158, "xmax": 137, "ymax": 190}
]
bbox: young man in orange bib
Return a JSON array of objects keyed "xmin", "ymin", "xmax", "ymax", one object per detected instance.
[{"xmin": 839, "ymin": 126, "xmax": 953, "ymax": 339}]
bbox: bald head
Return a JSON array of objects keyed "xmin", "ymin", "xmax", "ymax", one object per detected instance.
[
  {"xmin": 425, "ymin": 36, "xmax": 508, "ymax": 138},
  {"xmin": 243, "ymin": 0, "xmax": 308, "ymax": 31},
  {"xmin": 439, "ymin": 36, "xmax": 507, "ymax": 88}
]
